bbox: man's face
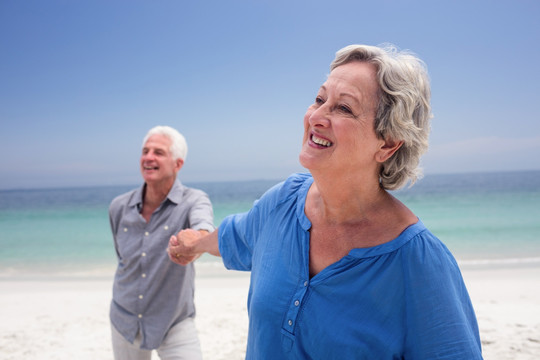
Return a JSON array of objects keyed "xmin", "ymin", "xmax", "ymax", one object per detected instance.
[{"xmin": 140, "ymin": 134, "xmax": 182, "ymax": 185}]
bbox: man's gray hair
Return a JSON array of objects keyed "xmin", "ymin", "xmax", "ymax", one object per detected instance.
[{"xmin": 142, "ymin": 125, "xmax": 188, "ymax": 161}]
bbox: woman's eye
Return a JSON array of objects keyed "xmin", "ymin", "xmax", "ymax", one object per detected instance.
[
  {"xmin": 339, "ymin": 105, "xmax": 352, "ymax": 114},
  {"xmin": 315, "ymin": 96, "xmax": 324, "ymax": 105}
]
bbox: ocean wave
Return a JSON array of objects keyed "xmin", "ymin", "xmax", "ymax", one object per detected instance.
[{"xmin": 458, "ymin": 257, "xmax": 540, "ymax": 266}]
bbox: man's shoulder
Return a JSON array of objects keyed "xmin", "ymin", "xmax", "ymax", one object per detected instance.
[
  {"xmin": 182, "ymin": 185, "xmax": 208, "ymax": 197},
  {"xmin": 170, "ymin": 181, "xmax": 210, "ymax": 204},
  {"xmin": 109, "ymin": 187, "xmax": 139, "ymax": 211}
]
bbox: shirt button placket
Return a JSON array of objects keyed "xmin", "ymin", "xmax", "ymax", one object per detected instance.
[
  {"xmin": 141, "ymin": 230, "xmax": 150, "ymax": 258},
  {"xmin": 283, "ymin": 280, "xmax": 309, "ymax": 334},
  {"xmin": 139, "ymin": 230, "xmax": 150, "ymax": 319}
]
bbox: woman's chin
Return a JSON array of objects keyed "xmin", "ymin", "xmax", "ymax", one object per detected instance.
[
  {"xmin": 299, "ymin": 151, "xmax": 323, "ymax": 172},
  {"xmin": 298, "ymin": 152, "xmax": 311, "ymax": 170}
]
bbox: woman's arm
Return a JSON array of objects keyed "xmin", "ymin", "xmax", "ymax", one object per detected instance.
[{"xmin": 168, "ymin": 228, "xmax": 220, "ymax": 266}]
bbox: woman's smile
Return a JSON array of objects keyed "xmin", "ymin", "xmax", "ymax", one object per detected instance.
[{"xmin": 310, "ymin": 133, "xmax": 333, "ymax": 148}]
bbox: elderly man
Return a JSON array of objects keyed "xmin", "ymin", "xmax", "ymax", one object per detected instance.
[{"xmin": 109, "ymin": 125, "xmax": 214, "ymax": 359}]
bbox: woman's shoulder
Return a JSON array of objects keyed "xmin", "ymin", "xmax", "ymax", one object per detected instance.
[
  {"xmin": 348, "ymin": 221, "xmax": 454, "ymax": 264},
  {"xmin": 266, "ymin": 172, "xmax": 313, "ymax": 203},
  {"xmin": 400, "ymin": 223, "xmax": 462, "ymax": 275},
  {"xmin": 250, "ymin": 173, "xmax": 313, "ymax": 213},
  {"xmin": 282, "ymin": 172, "xmax": 313, "ymax": 191}
]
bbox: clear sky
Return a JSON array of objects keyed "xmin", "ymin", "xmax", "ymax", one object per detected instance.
[{"xmin": 1, "ymin": 0, "xmax": 539, "ymax": 189}]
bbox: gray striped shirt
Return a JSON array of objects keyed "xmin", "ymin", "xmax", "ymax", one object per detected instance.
[{"xmin": 109, "ymin": 180, "xmax": 214, "ymax": 349}]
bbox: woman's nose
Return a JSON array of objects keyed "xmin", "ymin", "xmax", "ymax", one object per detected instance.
[{"xmin": 308, "ymin": 105, "xmax": 331, "ymax": 128}]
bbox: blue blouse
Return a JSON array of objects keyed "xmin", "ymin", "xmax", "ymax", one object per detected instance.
[{"xmin": 219, "ymin": 173, "xmax": 482, "ymax": 359}]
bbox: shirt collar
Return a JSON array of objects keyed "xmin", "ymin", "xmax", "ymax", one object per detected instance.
[
  {"xmin": 166, "ymin": 180, "xmax": 185, "ymax": 205},
  {"xmin": 127, "ymin": 180, "xmax": 185, "ymax": 208},
  {"xmin": 296, "ymin": 175, "xmax": 314, "ymax": 231}
]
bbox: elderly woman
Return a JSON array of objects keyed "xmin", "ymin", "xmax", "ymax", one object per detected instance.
[{"xmin": 169, "ymin": 44, "xmax": 482, "ymax": 359}]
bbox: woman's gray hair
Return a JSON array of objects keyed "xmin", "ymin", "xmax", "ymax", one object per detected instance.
[
  {"xmin": 142, "ymin": 125, "xmax": 188, "ymax": 161},
  {"xmin": 331, "ymin": 44, "xmax": 432, "ymax": 190}
]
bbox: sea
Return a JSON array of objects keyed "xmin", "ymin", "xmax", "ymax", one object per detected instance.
[{"xmin": 1, "ymin": 170, "xmax": 539, "ymax": 278}]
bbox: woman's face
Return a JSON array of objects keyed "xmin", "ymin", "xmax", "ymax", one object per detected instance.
[{"xmin": 299, "ymin": 61, "xmax": 385, "ymax": 176}]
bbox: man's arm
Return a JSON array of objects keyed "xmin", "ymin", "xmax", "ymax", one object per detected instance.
[{"xmin": 108, "ymin": 200, "xmax": 122, "ymax": 259}]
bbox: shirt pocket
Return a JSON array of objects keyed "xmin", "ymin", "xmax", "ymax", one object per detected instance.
[{"xmin": 115, "ymin": 219, "xmax": 144, "ymax": 265}]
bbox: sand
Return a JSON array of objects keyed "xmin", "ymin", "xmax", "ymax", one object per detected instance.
[
  {"xmin": 462, "ymin": 264, "xmax": 540, "ymax": 359},
  {"xmin": 0, "ymin": 263, "xmax": 539, "ymax": 359}
]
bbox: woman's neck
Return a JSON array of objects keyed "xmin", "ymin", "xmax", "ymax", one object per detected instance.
[{"xmin": 308, "ymin": 169, "xmax": 388, "ymax": 225}]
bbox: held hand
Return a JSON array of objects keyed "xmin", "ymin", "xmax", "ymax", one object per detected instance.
[{"xmin": 168, "ymin": 229, "xmax": 202, "ymax": 265}]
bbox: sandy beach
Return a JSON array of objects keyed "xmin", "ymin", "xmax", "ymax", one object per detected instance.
[{"xmin": 0, "ymin": 263, "xmax": 539, "ymax": 360}]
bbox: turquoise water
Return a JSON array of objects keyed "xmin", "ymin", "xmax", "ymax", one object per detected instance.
[
  {"xmin": 1, "ymin": 171, "xmax": 539, "ymax": 276},
  {"xmin": 394, "ymin": 172, "xmax": 540, "ymax": 262}
]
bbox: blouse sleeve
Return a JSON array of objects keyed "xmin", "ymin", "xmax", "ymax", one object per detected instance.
[
  {"xmin": 402, "ymin": 231, "xmax": 483, "ymax": 359},
  {"xmin": 218, "ymin": 181, "xmax": 282, "ymax": 271},
  {"xmin": 218, "ymin": 173, "xmax": 310, "ymax": 271}
]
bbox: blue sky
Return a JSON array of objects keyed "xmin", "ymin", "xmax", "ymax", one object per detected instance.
[{"xmin": 1, "ymin": 0, "xmax": 539, "ymax": 189}]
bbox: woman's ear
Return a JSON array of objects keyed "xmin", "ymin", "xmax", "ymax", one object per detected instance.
[{"xmin": 376, "ymin": 138, "xmax": 403, "ymax": 163}]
